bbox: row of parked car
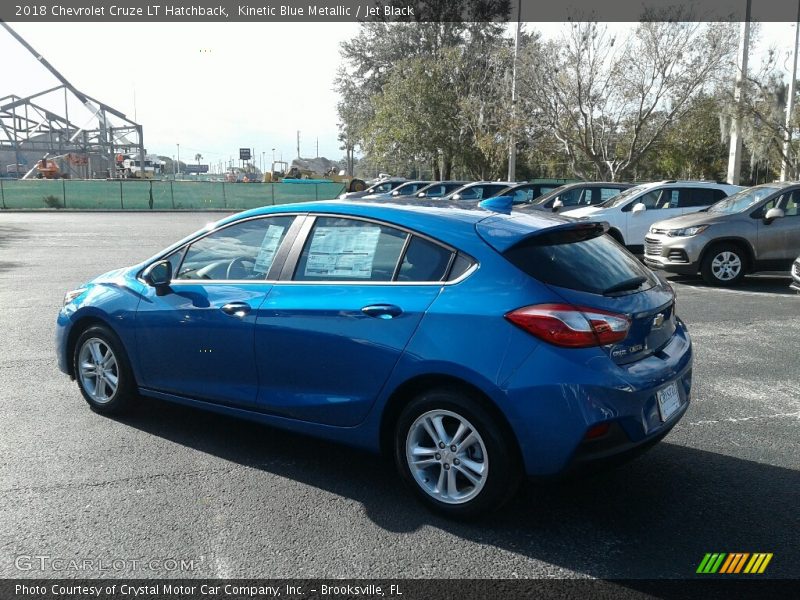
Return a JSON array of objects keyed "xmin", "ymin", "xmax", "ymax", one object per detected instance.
[{"xmin": 341, "ymin": 177, "xmax": 800, "ymax": 288}]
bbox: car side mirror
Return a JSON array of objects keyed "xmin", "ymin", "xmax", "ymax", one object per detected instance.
[
  {"xmin": 552, "ymin": 198, "xmax": 563, "ymax": 211},
  {"xmin": 764, "ymin": 207, "xmax": 785, "ymax": 224},
  {"xmin": 632, "ymin": 202, "xmax": 646, "ymax": 214},
  {"xmin": 143, "ymin": 260, "xmax": 172, "ymax": 291},
  {"xmin": 452, "ymin": 193, "xmax": 462, "ymax": 200},
  {"xmin": 417, "ymin": 192, "xmax": 426, "ymax": 198}
]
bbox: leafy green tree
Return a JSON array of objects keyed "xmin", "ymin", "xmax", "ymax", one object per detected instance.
[
  {"xmin": 655, "ymin": 95, "xmax": 728, "ymax": 180},
  {"xmin": 337, "ymin": 16, "xmax": 509, "ymax": 179}
]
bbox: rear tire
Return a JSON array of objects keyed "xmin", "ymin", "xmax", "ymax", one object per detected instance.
[
  {"xmin": 701, "ymin": 243, "xmax": 747, "ymax": 286},
  {"xmin": 394, "ymin": 388, "xmax": 521, "ymax": 519},
  {"xmin": 349, "ymin": 178, "xmax": 366, "ymax": 192},
  {"xmin": 73, "ymin": 325, "xmax": 136, "ymax": 415}
]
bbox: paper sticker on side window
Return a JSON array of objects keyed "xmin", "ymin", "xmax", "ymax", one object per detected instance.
[
  {"xmin": 304, "ymin": 226, "xmax": 381, "ymax": 279},
  {"xmin": 252, "ymin": 224, "xmax": 286, "ymax": 274}
]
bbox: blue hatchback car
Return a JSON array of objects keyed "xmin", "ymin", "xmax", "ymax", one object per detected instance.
[{"xmin": 57, "ymin": 200, "xmax": 692, "ymax": 517}]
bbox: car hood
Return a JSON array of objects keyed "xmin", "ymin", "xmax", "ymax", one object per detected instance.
[
  {"xmin": 560, "ymin": 205, "xmax": 603, "ymax": 217},
  {"xmin": 84, "ymin": 266, "xmax": 138, "ymax": 287},
  {"xmin": 651, "ymin": 211, "xmax": 722, "ymax": 230}
]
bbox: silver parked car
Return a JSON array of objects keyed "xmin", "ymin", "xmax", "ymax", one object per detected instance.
[
  {"xmin": 791, "ymin": 255, "xmax": 800, "ymax": 293},
  {"xmin": 644, "ymin": 183, "xmax": 800, "ymax": 286}
]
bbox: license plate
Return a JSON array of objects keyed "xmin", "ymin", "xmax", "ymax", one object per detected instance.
[{"xmin": 657, "ymin": 382, "xmax": 681, "ymax": 422}]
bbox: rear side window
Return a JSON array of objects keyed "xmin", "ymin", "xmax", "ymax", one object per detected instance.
[
  {"xmin": 510, "ymin": 187, "xmax": 535, "ymax": 204},
  {"xmin": 397, "ymin": 237, "xmax": 452, "ymax": 282},
  {"xmin": 683, "ymin": 188, "xmax": 718, "ymax": 207},
  {"xmin": 447, "ymin": 252, "xmax": 476, "ymax": 281},
  {"xmin": 599, "ymin": 188, "xmax": 622, "ymax": 202},
  {"xmin": 537, "ymin": 186, "xmax": 556, "ymax": 197},
  {"xmin": 504, "ymin": 233, "xmax": 655, "ymax": 295},
  {"xmin": 293, "ymin": 217, "xmax": 459, "ymax": 283},
  {"xmin": 294, "ymin": 217, "xmax": 407, "ymax": 281}
]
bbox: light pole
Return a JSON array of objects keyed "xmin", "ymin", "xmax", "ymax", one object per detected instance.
[
  {"xmin": 176, "ymin": 143, "xmax": 180, "ymax": 178},
  {"xmin": 781, "ymin": 4, "xmax": 800, "ymax": 182},
  {"xmin": 507, "ymin": 0, "xmax": 522, "ymax": 183},
  {"xmin": 727, "ymin": 0, "xmax": 751, "ymax": 185}
]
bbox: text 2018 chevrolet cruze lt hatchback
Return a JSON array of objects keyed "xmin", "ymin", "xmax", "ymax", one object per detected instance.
[{"xmin": 56, "ymin": 200, "xmax": 692, "ymax": 517}]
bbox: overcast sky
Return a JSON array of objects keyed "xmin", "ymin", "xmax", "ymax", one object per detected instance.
[{"xmin": 2, "ymin": 22, "xmax": 795, "ymax": 170}]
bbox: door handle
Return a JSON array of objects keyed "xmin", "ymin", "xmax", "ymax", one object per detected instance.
[
  {"xmin": 221, "ymin": 302, "xmax": 251, "ymax": 317},
  {"xmin": 361, "ymin": 304, "xmax": 403, "ymax": 319}
]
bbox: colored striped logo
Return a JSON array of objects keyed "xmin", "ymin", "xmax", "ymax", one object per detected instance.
[{"xmin": 696, "ymin": 553, "xmax": 773, "ymax": 574}]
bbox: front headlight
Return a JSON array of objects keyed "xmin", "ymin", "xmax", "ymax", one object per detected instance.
[
  {"xmin": 63, "ymin": 287, "xmax": 87, "ymax": 306},
  {"xmin": 667, "ymin": 225, "xmax": 709, "ymax": 237}
]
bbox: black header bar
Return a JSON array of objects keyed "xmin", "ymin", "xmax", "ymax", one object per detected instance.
[{"xmin": 3, "ymin": 0, "xmax": 800, "ymax": 23}]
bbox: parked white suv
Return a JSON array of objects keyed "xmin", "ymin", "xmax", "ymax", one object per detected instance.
[{"xmin": 562, "ymin": 181, "xmax": 742, "ymax": 253}]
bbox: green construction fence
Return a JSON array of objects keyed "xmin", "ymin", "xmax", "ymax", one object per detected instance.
[{"xmin": 0, "ymin": 179, "xmax": 348, "ymax": 210}]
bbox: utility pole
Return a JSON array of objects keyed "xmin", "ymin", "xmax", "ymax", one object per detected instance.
[
  {"xmin": 296, "ymin": 130, "xmax": 300, "ymax": 158},
  {"xmin": 176, "ymin": 143, "xmax": 181, "ymax": 178},
  {"xmin": 781, "ymin": 2, "xmax": 800, "ymax": 182},
  {"xmin": 727, "ymin": 0, "xmax": 751, "ymax": 185},
  {"xmin": 507, "ymin": 0, "xmax": 522, "ymax": 183}
]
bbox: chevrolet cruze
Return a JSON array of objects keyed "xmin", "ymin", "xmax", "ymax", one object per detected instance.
[{"xmin": 56, "ymin": 200, "xmax": 692, "ymax": 517}]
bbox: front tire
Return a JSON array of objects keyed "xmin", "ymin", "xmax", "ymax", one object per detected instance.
[
  {"xmin": 73, "ymin": 325, "xmax": 136, "ymax": 414},
  {"xmin": 701, "ymin": 244, "xmax": 746, "ymax": 286},
  {"xmin": 394, "ymin": 389, "xmax": 520, "ymax": 519}
]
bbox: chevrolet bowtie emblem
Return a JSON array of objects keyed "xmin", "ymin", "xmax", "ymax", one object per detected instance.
[{"xmin": 652, "ymin": 313, "xmax": 665, "ymax": 328}]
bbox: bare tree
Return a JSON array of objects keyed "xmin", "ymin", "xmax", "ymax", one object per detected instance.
[
  {"xmin": 720, "ymin": 50, "xmax": 800, "ymax": 181},
  {"xmin": 519, "ymin": 21, "xmax": 736, "ymax": 181}
]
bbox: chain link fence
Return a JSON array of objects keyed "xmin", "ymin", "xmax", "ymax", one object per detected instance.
[{"xmin": 0, "ymin": 179, "xmax": 347, "ymax": 210}]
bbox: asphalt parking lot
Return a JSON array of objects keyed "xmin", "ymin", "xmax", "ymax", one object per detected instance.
[{"xmin": 0, "ymin": 212, "xmax": 798, "ymax": 580}]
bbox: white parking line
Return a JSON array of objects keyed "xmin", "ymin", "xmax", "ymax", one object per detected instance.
[
  {"xmin": 689, "ymin": 411, "xmax": 800, "ymax": 426},
  {"xmin": 671, "ymin": 284, "xmax": 797, "ymax": 298}
]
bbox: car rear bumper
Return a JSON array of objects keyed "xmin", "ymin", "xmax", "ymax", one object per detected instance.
[{"xmin": 500, "ymin": 322, "xmax": 693, "ymax": 477}]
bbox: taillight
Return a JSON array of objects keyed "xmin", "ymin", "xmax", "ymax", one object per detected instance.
[
  {"xmin": 505, "ymin": 303, "xmax": 631, "ymax": 348},
  {"xmin": 584, "ymin": 422, "xmax": 611, "ymax": 440}
]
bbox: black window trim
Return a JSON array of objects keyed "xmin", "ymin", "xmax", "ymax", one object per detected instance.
[
  {"xmin": 278, "ymin": 212, "xmax": 473, "ymax": 285},
  {"xmin": 139, "ymin": 213, "xmax": 307, "ymax": 284}
]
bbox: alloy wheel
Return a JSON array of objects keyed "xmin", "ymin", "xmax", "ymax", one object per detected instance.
[
  {"xmin": 77, "ymin": 337, "xmax": 119, "ymax": 404},
  {"xmin": 405, "ymin": 409, "xmax": 489, "ymax": 504},
  {"xmin": 711, "ymin": 251, "xmax": 742, "ymax": 281}
]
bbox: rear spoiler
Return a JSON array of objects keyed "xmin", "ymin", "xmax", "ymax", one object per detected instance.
[
  {"xmin": 507, "ymin": 221, "xmax": 609, "ymax": 249},
  {"xmin": 476, "ymin": 214, "xmax": 609, "ymax": 252}
]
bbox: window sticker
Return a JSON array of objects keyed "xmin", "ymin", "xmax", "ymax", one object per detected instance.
[
  {"xmin": 252, "ymin": 224, "xmax": 286, "ymax": 274},
  {"xmin": 305, "ymin": 225, "xmax": 381, "ymax": 278}
]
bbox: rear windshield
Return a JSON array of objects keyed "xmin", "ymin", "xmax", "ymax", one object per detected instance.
[{"xmin": 504, "ymin": 233, "xmax": 656, "ymax": 295}]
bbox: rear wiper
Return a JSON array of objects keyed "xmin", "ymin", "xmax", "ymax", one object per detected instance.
[{"xmin": 603, "ymin": 276, "xmax": 647, "ymax": 295}]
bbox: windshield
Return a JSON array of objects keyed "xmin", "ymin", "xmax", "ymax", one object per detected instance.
[
  {"xmin": 600, "ymin": 184, "xmax": 649, "ymax": 208},
  {"xmin": 422, "ymin": 183, "xmax": 466, "ymax": 197},
  {"xmin": 708, "ymin": 185, "xmax": 780, "ymax": 214},
  {"xmin": 529, "ymin": 184, "xmax": 572, "ymax": 206},
  {"xmin": 391, "ymin": 181, "xmax": 422, "ymax": 195}
]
